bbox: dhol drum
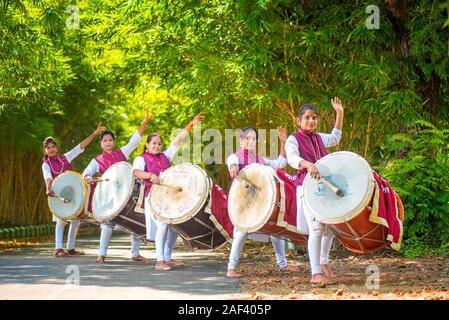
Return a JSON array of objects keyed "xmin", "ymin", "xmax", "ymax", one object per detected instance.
[
  {"xmin": 48, "ymin": 171, "xmax": 88, "ymax": 221},
  {"xmin": 228, "ymin": 163, "xmax": 308, "ymax": 247},
  {"xmin": 92, "ymin": 161, "xmax": 147, "ymax": 241},
  {"xmin": 303, "ymin": 151, "xmax": 404, "ymax": 253},
  {"xmin": 79, "ymin": 183, "xmax": 100, "ymax": 225},
  {"xmin": 148, "ymin": 163, "xmax": 232, "ymax": 251}
]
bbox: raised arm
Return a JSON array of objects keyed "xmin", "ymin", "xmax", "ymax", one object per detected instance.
[
  {"xmin": 80, "ymin": 123, "xmax": 106, "ymax": 150},
  {"xmin": 331, "ymin": 97, "xmax": 344, "ymax": 130},
  {"xmin": 171, "ymin": 113, "xmax": 205, "ymax": 147},
  {"xmin": 138, "ymin": 109, "xmax": 152, "ymax": 136},
  {"xmin": 277, "ymin": 127, "xmax": 287, "ymax": 158}
]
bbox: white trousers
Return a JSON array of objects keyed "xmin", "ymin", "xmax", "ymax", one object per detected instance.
[
  {"xmin": 99, "ymin": 223, "xmax": 141, "ymax": 257},
  {"xmin": 296, "ymin": 185, "xmax": 335, "ymax": 275},
  {"xmin": 227, "ymin": 228, "xmax": 287, "ymax": 270},
  {"xmin": 55, "ymin": 218, "xmax": 80, "ymax": 250},
  {"xmin": 144, "ymin": 199, "xmax": 177, "ymax": 262}
]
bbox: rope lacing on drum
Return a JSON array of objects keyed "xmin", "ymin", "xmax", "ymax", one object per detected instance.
[{"xmin": 330, "ymin": 219, "xmax": 387, "ymax": 248}]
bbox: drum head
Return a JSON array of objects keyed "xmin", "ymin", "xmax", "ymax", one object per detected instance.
[
  {"xmin": 228, "ymin": 164, "xmax": 277, "ymax": 233},
  {"xmin": 148, "ymin": 163, "xmax": 210, "ymax": 224},
  {"xmin": 48, "ymin": 171, "xmax": 87, "ymax": 220},
  {"xmin": 303, "ymin": 151, "xmax": 375, "ymax": 224},
  {"xmin": 92, "ymin": 162, "xmax": 134, "ymax": 223}
]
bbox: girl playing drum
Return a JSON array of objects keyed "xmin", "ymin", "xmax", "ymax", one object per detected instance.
[
  {"xmin": 42, "ymin": 123, "xmax": 105, "ymax": 257},
  {"xmin": 285, "ymin": 98, "xmax": 344, "ymax": 285},
  {"xmin": 82, "ymin": 112, "xmax": 151, "ymax": 264},
  {"xmin": 132, "ymin": 113, "xmax": 204, "ymax": 271},
  {"xmin": 226, "ymin": 126, "xmax": 299, "ymax": 278}
]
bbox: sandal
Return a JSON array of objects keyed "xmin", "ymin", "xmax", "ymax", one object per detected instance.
[
  {"xmin": 96, "ymin": 256, "xmax": 106, "ymax": 264},
  {"xmin": 54, "ymin": 249, "xmax": 67, "ymax": 257},
  {"xmin": 155, "ymin": 262, "xmax": 172, "ymax": 271},
  {"xmin": 132, "ymin": 255, "xmax": 149, "ymax": 263},
  {"xmin": 67, "ymin": 249, "xmax": 85, "ymax": 256},
  {"xmin": 165, "ymin": 260, "xmax": 184, "ymax": 267}
]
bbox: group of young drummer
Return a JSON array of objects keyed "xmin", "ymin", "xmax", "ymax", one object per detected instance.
[{"xmin": 41, "ymin": 97, "xmax": 344, "ymax": 285}]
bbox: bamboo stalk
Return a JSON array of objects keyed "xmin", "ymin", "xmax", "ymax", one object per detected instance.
[{"xmin": 364, "ymin": 113, "xmax": 372, "ymax": 160}]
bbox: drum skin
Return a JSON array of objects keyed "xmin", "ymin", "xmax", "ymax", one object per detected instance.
[
  {"xmin": 92, "ymin": 162, "xmax": 147, "ymax": 238},
  {"xmin": 228, "ymin": 164, "xmax": 308, "ymax": 248},
  {"xmin": 48, "ymin": 171, "xmax": 87, "ymax": 221}
]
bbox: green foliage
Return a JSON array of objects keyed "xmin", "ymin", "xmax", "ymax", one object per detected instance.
[
  {"xmin": 381, "ymin": 120, "xmax": 449, "ymax": 257},
  {"xmin": 1, "ymin": 0, "xmax": 449, "ymax": 255}
]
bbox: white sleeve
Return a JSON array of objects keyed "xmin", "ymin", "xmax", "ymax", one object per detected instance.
[
  {"xmin": 163, "ymin": 143, "xmax": 180, "ymax": 162},
  {"xmin": 64, "ymin": 144, "xmax": 84, "ymax": 163},
  {"xmin": 263, "ymin": 155, "xmax": 287, "ymax": 170},
  {"xmin": 318, "ymin": 128, "xmax": 342, "ymax": 148},
  {"xmin": 120, "ymin": 131, "xmax": 142, "ymax": 159},
  {"xmin": 82, "ymin": 159, "xmax": 99, "ymax": 178},
  {"xmin": 285, "ymin": 135, "xmax": 304, "ymax": 170},
  {"xmin": 42, "ymin": 163, "xmax": 53, "ymax": 181},
  {"xmin": 132, "ymin": 156, "xmax": 146, "ymax": 172},
  {"xmin": 226, "ymin": 154, "xmax": 239, "ymax": 172}
]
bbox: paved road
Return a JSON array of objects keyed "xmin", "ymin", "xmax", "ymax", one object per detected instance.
[{"xmin": 0, "ymin": 233, "xmax": 240, "ymax": 300}]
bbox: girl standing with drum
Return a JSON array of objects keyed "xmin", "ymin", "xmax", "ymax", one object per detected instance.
[
  {"xmin": 226, "ymin": 126, "xmax": 299, "ymax": 278},
  {"xmin": 132, "ymin": 113, "xmax": 204, "ymax": 271},
  {"xmin": 42, "ymin": 123, "xmax": 106, "ymax": 257},
  {"xmin": 83, "ymin": 112, "xmax": 152, "ymax": 264},
  {"xmin": 285, "ymin": 98, "xmax": 344, "ymax": 285}
]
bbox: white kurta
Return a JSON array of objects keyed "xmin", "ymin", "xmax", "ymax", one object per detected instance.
[
  {"xmin": 285, "ymin": 128, "xmax": 342, "ymax": 234},
  {"xmin": 42, "ymin": 144, "xmax": 84, "ymax": 181}
]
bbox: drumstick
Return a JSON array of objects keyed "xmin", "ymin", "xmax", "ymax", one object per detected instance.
[
  {"xmin": 50, "ymin": 195, "xmax": 70, "ymax": 203},
  {"xmin": 94, "ymin": 178, "xmax": 110, "ymax": 183},
  {"xmin": 319, "ymin": 177, "xmax": 344, "ymax": 197},
  {"xmin": 159, "ymin": 183, "xmax": 183, "ymax": 192}
]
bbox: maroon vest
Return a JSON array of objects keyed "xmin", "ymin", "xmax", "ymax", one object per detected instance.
[
  {"xmin": 140, "ymin": 152, "xmax": 170, "ymax": 208},
  {"xmin": 234, "ymin": 148, "xmax": 266, "ymax": 171},
  {"xmin": 43, "ymin": 155, "xmax": 72, "ymax": 178},
  {"xmin": 292, "ymin": 129, "xmax": 328, "ymax": 186},
  {"xmin": 95, "ymin": 149, "xmax": 127, "ymax": 175}
]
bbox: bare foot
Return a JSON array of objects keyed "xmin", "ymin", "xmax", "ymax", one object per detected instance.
[
  {"xmin": 155, "ymin": 261, "xmax": 172, "ymax": 271},
  {"xmin": 320, "ymin": 264, "xmax": 337, "ymax": 278},
  {"xmin": 226, "ymin": 269, "xmax": 241, "ymax": 278},
  {"xmin": 280, "ymin": 264, "xmax": 300, "ymax": 272},
  {"xmin": 310, "ymin": 273, "xmax": 333, "ymax": 285}
]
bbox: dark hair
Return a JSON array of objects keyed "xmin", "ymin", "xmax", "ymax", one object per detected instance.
[
  {"xmin": 143, "ymin": 133, "xmax": 163, "ymax": 153},
  {"xmin": 297, "ymin": 104, "xmax": 319, "ymax": 118},
  {"xmin": 100, "ymin": 130, "xmax": 115, "ymax": 141},
  {"xmin": 239, "ymin": 126, "xmax": 258, "ymax": 140},
  {"xmin": 42, "ymin": 136, "xmax": 57, "ymax": 159}
]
